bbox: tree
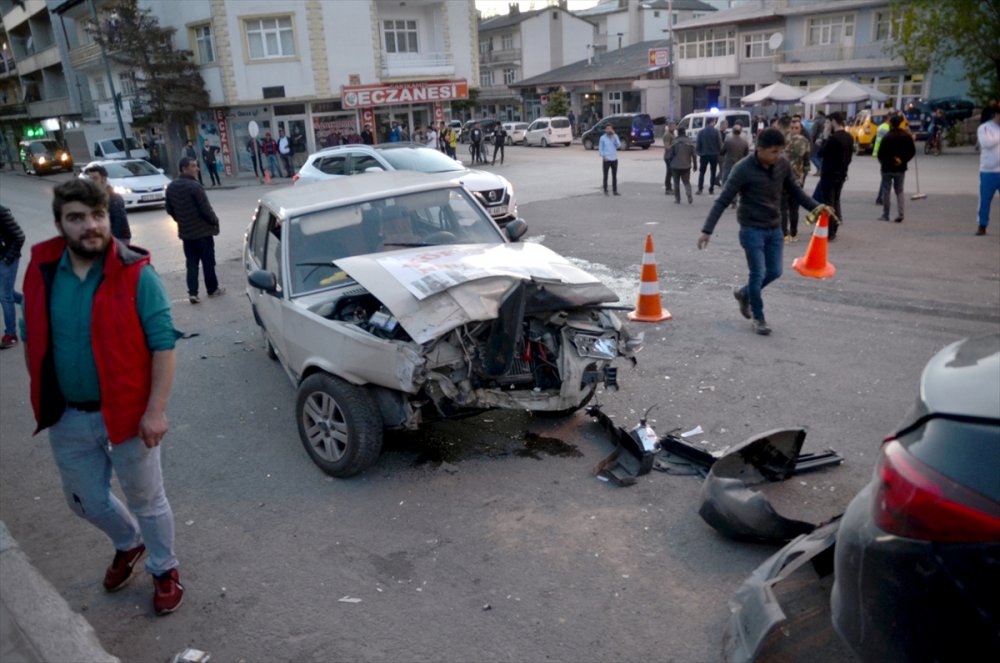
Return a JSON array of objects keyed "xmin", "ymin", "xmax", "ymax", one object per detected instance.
[
  {"xmin": 87, "ymin": 0, "xmax": 210, "ymax": 172},
  {"xmin": 890, "ymin": 0, "xmax": 1000, "ymax": 105},
  {"xmin": 544, "ymin": 89, "xmax": 569, "ymax": 117}
]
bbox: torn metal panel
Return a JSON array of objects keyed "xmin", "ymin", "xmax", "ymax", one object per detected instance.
[
  {"xmin": 659, "ymin": 432, "xmax": 843, "ymax": 476},
  {"xmin": 723, "ymin": 519, "xmax": 839, "ymax": 663},
  {"xmin": 698, "ymin": 429, "xmax": 829, "ymax": 542},
  {"xmin": 587, "ymin": 405, "xmax": 658, "ymax": 486}
]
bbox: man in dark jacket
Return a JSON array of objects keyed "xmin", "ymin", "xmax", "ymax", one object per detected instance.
[
  {"xmin": 84, "ymin": 164, "xmax": 132, "ymax": 243},
  {"xmin": 0, "ymin": 204, "xmax": 25, "ymax": 349},
  {"xmin": 697, "ymin": 128, "xmax": 834, "ymax": 336},
  {"xmin": 696, "ymin": 118, "xmax": 723, "ymax": 194},
  {"xmin": 817, "ymin": 112, "xmax": 853, "ymax": 240},
  {"xmin": 165, "ymin": 157, "xmax": 223, "ymax": 303},
  {"xmin": 668, "ymin": 128, "xmax": 697, "ymax": 204},
  {"xmin": 877, "ymin": 113, "xmax": 916, "ymax": 223},
  {"xmin": 201, "ymin": 144, "xmax": 221, "ymax": 187},
  {"xmin": 719, "ymin": 123, "xmax": 749, "ymax": 186}
]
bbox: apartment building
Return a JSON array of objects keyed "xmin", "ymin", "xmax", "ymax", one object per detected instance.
[
  {"xmin": 5, "ymin": 0, "xmax": 478, "ymax": 175},
  {"xmin": 672, "ymin": 0, "xmax": 969, "ymax": 115},
  {"xmin": 0, "ymin": 0, "xmax": 74, "ymax": 165},
  {"xmin": 575, "ymin": 0, "xmax": 715, "ymax": 55}
]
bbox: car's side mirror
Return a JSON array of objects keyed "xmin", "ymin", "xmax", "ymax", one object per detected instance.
[
  {"xmin": 364, "ymin": 166, "xmax": 384, "ymax": 173},
  {"xmin": 505, "ymin": 218, "xmax": 528, "ymax": 242},
  {"xmin": 248, "ymin": 269, "xmax": 279, "ymax": 294},
  {"xmin": 157, "ymin": 168, "xmax": 165, "ymax": 174}
]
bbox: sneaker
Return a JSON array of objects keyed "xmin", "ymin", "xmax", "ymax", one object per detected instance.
[
  {"xmin": 733, "ymin": 288, "xmax": 751, "ymax": 320},
  {"xmin": 696, "ymin": 189, "xmax": 703, "ymax": 195},
  {"xmin": 976, "ymin": 226, "xmax": 987, "ymax": 236},
  {"xmin": 153, "ymin": 568, "xmax": 184, "ymax": 615},
  {"xmin": 784, "ymin": 235, "xmax": 792, "ymax": 243},
  {"xmin": 0, "ymin": 335, "xmax": 17, "ymax": 350},
  {"xmin": 189, "ymin": 295, "xmax": 200, "ymax": 304},
  {"xmin": 752, "ymin": 319, "xmax": 772, "ymax": 336},
  {"xmin": 103, "ymin": 544, "xmax": 146, "ymax": 592},
  {"xmin": 208, "ymin": 286, "xmax": 226, "ymax": 297},
  {"xmin": 878, "ymin": 215, "xmax": 889, "ymax": 221},
  {"xmin": 613, "ymin": 191, "xmax": 621, "ymax": 196},
  {"xmin": 894, "ymin": 217, "xmax": 903, "ymax": 223}
]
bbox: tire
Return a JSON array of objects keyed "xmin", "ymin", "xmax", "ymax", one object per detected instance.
[
  {"xmin": 295, "ymin": 373, "xmax": 383, "ymax": 477},
  {"xmin": 641, "ymin": 145, "xmax": 650, "ymax": 150},
  {"xmin": 506, "ymin": 136, "xmax": 512, "ymax": 146},
  {"xmin": 622, "ymin": 137, "xmax": 631, "ymax": 150},
  {"xmin": 265, "ymin": 336, "xmax": 278, "ymax": 361},
  {"xmin": 583, "ymin": 137, "xmax": 594, "ymax": 150},
  {"xmin": 541, "ymin": 138, "xmax": 548, "ymax": 148}
]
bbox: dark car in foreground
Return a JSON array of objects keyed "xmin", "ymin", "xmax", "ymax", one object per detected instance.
[{"xmin": 831, "ymin": 334, "xmax": 1000, "ymax": 661}]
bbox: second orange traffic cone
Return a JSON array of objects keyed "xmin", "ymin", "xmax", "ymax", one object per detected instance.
[
  {"xmin": 628, "ymin": 234, "xmax": 672, "ymax": 322},
  {"xmin": 792, "ymin": 209, "xmax": 836, "ymax": 279}
]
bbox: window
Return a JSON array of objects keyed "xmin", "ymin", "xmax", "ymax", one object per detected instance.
[
  {"xmin": 384, "ymin": 19, "xmax": 418, "ymax": 54},
  {"xmin": 249, "ymin": 206, "xmax": 268, "ymax": 266},
  {"xmin": 608, "ymin": 91, "xmax": 622, "ymax": 115},
  {"xmin": 503, "ymin": 68, "xmax": 516, "ymax": 85},
  {"xmin": 263, "ymin": 212, "xmax": 283, "ymax": 289},
  {"xmin": 192, "ymin": 23, "xmax": 215, "ymax": 64},
  {"xmin": 501, "ymin": 33, "xmax": 513, "ymax": 51},
  {"xmin": 807, "ymin": 15, "xmax": 854, "ymax": 46},
  {"xmin": 677, "ymin": 29, "xmax": 735, "ymax": 60},
  {"xmin": 729, "ymin": 84, "xmax": 756, "ymax": 101},
  {"xmin": 479, "ymin": 38, "xmax": 490, "ymax": 56},
  {"xmin": 245, "ymin": 16, "xmax": 295, "ymax": 60},
  {"xmin": 874, "ymin": 11, "xmax": 900, "ymax": 41},
  {"xmin": 742, "ymin": 33, "xmax": 773, "ymax": 59},
  {"xmin": 93, "ymin": 75, "xmax": 108, "ymax": 100},
  {"xmin": 118, "ymin": 71, "xmax": 137, "ymax": 96},
  {"xmin": 480, "ymin": 70, "xmax": 494, "ymax": 87},
  {"xmin": 316, "ymin": 155, "xmax": 347, "ymax": 176}
]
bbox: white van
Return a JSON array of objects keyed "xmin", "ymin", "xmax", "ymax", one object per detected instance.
[
  {"xmin": 677, "ymin": 110, "xmax": 753, "ymax": 145},
  {"xmin": 524, "ymin": 116, "xmax": 573, "ymax": 147}
]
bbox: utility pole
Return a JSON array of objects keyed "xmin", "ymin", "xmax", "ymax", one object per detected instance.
[
  {"xmin": 668, "ymin": 0, "xmax": 675, "ymax": 121},
  {"xmin": 88, "ymin": 0, "xmax": 131, "ymax": 157}
]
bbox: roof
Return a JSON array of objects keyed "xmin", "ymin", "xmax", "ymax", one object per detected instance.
[
  {"xmin": 261, "ymin": 171, "xmax": 464, "ymax": 219},
  {"xmin": 575, "ymin": 0, "xmax": 717, "ymax": 17},
  {"xmin": 512, "ymin": 38, "xmax": 670, "ymax": 89},
  {"xmin": 479, "ymin": 6, "xmax": 594, "ymax": 32},
  {"xmin": 672, "ymin": 0, "xmax": 883, "ymax": 31}
]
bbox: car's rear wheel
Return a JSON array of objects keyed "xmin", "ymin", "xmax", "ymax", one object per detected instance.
[
  {"xmin": 641, "ymin": 145, "xmax": 650, "ymax": 150},
  {"xmin": 296, "ymin": 373, "xmax": 383, "ymax": 477},
  {"xmin": 582, "ymin": 137, "xmax": 594, "ymax": 150},
  {"xmin": 506, "ymin": 136, "xmax": 512, "ymax": 146},
  {"xmin": 541, "ymin": 138, "xmax": 548, "ymax": 148}
]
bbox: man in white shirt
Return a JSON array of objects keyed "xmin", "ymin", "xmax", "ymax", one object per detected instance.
[
  {"xmin": 425, "ymin": 126, "xmax": 438, "ymax": 150},
  {"xmin": 277, "ymin": 129, "xmax": 293, "ymax": 178},
  {"xmin": 976, "ymin": 112, "xmax": 1000, "ymax": 235}
]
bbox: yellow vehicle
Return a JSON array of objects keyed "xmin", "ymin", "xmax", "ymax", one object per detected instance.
[{"xmin": 848, "ymin": 109, "xmax": 908, "ymax": 155}]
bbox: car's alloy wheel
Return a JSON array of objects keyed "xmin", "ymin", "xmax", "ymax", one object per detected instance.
[
  {"xmin": 541, "ymin": 138, "xmax": 548, "ymax": 148},
  {"xmin": 295, "ymin": 373, "xmax": 383, "ymax": 477}
]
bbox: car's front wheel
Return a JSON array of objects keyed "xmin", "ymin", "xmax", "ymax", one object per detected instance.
[
  {"xmin": 295, "ymin": 373, "xmax": 383, "ymax": 477},
  {"xmin": 582, "ymin": 137, "xmax": 594, "ymax": 150}
]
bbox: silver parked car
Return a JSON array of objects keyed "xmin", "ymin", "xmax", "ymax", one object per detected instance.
[
  {"xmin": 244, "ymin": 171, "xmax": 638, "ymax": 477},
  {"xmin": 292, "ymin": 142, "xmax": 517, "ymax": 225}
]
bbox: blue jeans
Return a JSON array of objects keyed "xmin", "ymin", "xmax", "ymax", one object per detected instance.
[
  {"xmin": 0, "ymin": 256, "xmax": 21, "ymax": 336},
  {"xmin": 738, "ymin": 226, "xmax": 784, "ymax": 321},
  {"xmin": 48, "ymin": 408, "xmax": 178, "ymax": 575},
  {"xmin": 979, "ymin": 171, "xmax": 1000, "ymax": 229},
  {"xmin": 266, "ymin": 154, "xmax": 281, "ymax": 178}
]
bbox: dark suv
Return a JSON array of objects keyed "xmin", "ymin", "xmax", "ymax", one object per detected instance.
[
  {"xmin": 458, "ymin": 119, "xmax": 500, "ymax": 144},
  {"xmin": 580, "ymin": 113, "xmax": 655, "ymax": 151},
  {"xmin": 19, "ymin": 139, "xmax": 74, "ymax": 175}
]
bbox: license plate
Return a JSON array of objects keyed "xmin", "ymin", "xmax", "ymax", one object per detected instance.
[
  {"xmin": 489, "ymin": 205, "xmax": 507, "ymax": 217},
  {"xmin": 140, "ymin": 194, "xmax": 163, "ymax": 202}
]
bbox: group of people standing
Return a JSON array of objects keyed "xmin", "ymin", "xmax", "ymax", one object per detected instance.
[{"xmin": 244, "ymin": 129, "xmax": 296, "ymax": 179}]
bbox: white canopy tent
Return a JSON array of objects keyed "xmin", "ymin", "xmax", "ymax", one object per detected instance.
[
  {"xmin": 800, "ymin": 80, "xmax": 889, "ymax": 105},
  {"xmin": 740, "ymin": 82, "xmax": 805, "ymax": 105}
]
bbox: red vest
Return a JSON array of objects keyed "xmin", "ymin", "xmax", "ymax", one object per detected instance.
[{"xmin": 24, "ymin": 237, "xmax": 153, "ymax": 443}]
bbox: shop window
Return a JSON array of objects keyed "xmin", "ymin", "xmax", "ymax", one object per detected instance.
[
  {"xmin": 245, "ymin": 16, "xmax": 296, "ymax": 60},
  {"xmin": 608, "ymin": 91, "xmax": 622, "ymax": 115}
]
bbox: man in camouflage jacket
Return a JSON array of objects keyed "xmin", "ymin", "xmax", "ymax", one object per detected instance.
[{"xmin": 782, "ymin": 117, "xmax": 812, "ymax": 240}]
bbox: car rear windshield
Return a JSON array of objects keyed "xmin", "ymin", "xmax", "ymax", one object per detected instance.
[
  {"xmin": 379, "ymin": 147, "xmax": 463, "ymax": 173},
  {"xmin": 550, "ymin": 119, "xmax": 571, "ymax": 129},
  {"xmin": 898, "ymin": 418, "xmax": 1000, "ymax": 502},
  {"xmin": 633, "ymin": 115, "xmax": 653, "ymax": 127}
]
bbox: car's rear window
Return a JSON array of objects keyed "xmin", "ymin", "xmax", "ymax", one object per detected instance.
[
  {"xmin": 550, "ymin": 119, "xmax": 571, "ymax": 129},
  {"xmin": 632, "ymin": 114, "xmax": 653, "ymax": 128},
  {"xmin": 899, "ymin": 418, "xmax": 1000, "ymax": 502}
]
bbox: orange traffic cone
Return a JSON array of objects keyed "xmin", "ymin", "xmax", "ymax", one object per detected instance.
[
  {"xmin": 628, "ymin": 234, "xmax": 672, "ymax": 322},
  {"xmin": 264, "ymin": 167, "xmax": 272, "ymax": 184},
  {"xmin": 792, "ymin": 209, "xmax": 836, "ymax": 279}
]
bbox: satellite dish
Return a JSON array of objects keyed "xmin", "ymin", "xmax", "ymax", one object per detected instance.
[{"xmin": 768, "ymin": 33, "xmax": 784, "ymax": 50}]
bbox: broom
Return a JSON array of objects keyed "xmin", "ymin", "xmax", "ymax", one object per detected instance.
[{"xmin": 911, "ymin": 151, "xmax": 927, "ymax": 200}]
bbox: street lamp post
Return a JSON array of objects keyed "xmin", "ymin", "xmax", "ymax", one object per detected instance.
[
  {"xmin": 88, "ymin": 0, "xmax": 131, "ymax": 158},
  {"xmin": 668, "ymin": 0, "xmax": 675, "ymax": 121}
]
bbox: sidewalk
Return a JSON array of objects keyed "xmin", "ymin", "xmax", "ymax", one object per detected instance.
[{"xmin": 0, "ymin": 522, "xmax": 118, "ymax": 663}]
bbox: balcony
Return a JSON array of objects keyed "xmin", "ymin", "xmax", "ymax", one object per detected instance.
[
  {"xmin": 69, "ymin": 42, "xmax": 103, "ymax": 71},
  {"xmin": 481, "ymin": 47, "xmax": 520, "ymax": 65},
  {"xmin": 774, "ymin": 42, "xmax": 900, "ymax": 74},
  {"xmin": 0, "ymin": 102, "xmax": 28, "ymax": 118},
  {"xmin": 676, "ymin": 54, "xmax": 738, "ymax": 81},
  {"xmin": 478, "ymin": 84, "xmax": 518, "ymax": 99},
  {"xmin": 380, "ymin": 51, "xmax": 454, "ymax": 79},
  {"xmin": 28, "ymin": 96, "xmax": 70, "ymax": 118}
]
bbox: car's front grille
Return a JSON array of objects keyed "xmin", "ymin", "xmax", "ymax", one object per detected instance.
[{"xmin": 478, "ymin": 187, "xmax": 507, "ymax": 206}]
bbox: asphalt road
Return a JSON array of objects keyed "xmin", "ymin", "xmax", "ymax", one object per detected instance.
[{"xmin": 0, "ymin": 143, "xmax": 997, "ymax": 663}]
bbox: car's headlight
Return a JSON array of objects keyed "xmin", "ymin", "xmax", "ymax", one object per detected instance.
[
  {"xmin": 572, "ymin": 332, "xmax": 618, "ymax": 359},
  {"xmin": 38, "ymin": 156, "xmax": 47, "ymax": 165},
  {"xmin": 113, "ymin": 185, "xmax": 131, "ymax": 195},
  {"xmin": 60, "ymin": 153, "xmax": 70, "ymax": 162}
]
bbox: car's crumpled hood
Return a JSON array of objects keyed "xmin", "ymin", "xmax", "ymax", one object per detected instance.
[{"xmin": 335, "ymin": 243, "xmax": 618, "ymax": 344}]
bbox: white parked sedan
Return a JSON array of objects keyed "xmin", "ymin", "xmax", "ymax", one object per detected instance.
[
  {"xmin": 244, "ymin": 171, "xmax": 639, "ymax": 477},
  {"xmin": 502, "ymin": 122, "xmax": 529, "ymax": 145},
  {"xmin": 292, "ymin": 143, "xmax": 517, "ymax": 225},
  {"xmin": 79, "ymin": 159, "xmax": 170, "ymax": 208}
]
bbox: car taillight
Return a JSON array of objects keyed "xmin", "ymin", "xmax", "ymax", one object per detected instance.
[{"xmin": 873, "ymin": 439, "xmax": 1000, "ymax": 542}]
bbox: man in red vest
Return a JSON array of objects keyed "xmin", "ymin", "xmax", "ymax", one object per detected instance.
[{"xmin": 21, "ymin": 178, "xmax": 185, "ymax": 616}]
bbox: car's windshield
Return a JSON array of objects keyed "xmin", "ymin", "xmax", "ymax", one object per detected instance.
[
  {"xmin": 377, "ymin": 147, "xmax": 463, "ymax": 173},
  {"xmin": 29, "ymin": 141, "xmax": 59, "ymax": 154},
  {"xmin": 103, "ymin": 160, "xmax": 160, "ymax": 178},
  {"xmin": 288, "ymin": 187, "xmax": 505, "ymax": 294}
]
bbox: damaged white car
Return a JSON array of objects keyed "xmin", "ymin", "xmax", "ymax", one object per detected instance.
[{"xmin": 244, "ymin": 171, "xmax": 639, "ymax": 477}]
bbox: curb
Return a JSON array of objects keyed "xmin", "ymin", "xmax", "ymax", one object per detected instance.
[{"xmin": 0, "ymin": 522, "xmax": 119, "ymax": 663}]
